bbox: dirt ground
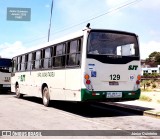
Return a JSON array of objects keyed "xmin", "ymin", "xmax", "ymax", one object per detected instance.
[{"xmin": 141, "ymin": 91, "xmax": 160, "ymax": 103}]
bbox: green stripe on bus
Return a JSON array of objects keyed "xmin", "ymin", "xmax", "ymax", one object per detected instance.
[{"xmin": 81, "ymin": 89, "xmax": 141, "ymax": 101}]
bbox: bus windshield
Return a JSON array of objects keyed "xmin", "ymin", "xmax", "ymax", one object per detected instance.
[
  {"xmin": 0, "ymin": 58, "xmax": 11, "ymax": 73},
  {"xmin": 87, "ymin": 31, "xmax": 139, "ymax": 57}
]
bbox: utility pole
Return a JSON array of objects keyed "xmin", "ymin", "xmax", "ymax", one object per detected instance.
[{"xmin": 48, "ymin": 0, "xmax": 54, "ymax": 42}]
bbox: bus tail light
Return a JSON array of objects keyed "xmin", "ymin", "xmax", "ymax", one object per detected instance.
[
  {"xmin": 136, "ymin": 80, "xmax": 140, "ymax": 84},
  {"xmin": 136, "ymin": 75, "xmax": 141, "ymax": 84},
  {"xmin": 84, "ymin": 74, "xmax": 90, "ymax": 80},
  {"xmin": 84, "ymin": 74, "xmax": 91, "ymax": 85},
  {"xmin": 86, "ymin": 80, "xmax": 91, "ymax": 85},
  {"xmin": 137, "ymin": 75, "xmax": 141, "ymax": 80}
]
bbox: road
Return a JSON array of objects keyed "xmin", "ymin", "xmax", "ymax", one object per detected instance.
[{"xmin": 0, "ymin": 93, "xmax": 160, "ymax": 139}]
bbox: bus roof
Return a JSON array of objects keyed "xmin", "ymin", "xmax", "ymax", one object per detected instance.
[{"xmin": 90, "ymin": 29, "xmax": 138, "ymax": 36}]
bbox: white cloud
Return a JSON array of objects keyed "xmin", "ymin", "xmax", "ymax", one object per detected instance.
[
  {"xmin": 133, "ymin": 0, "xmax": 160, "ymax": 10},
  {"xmin": 0, "ymin": 41, "xmax": 26, "ymax": 58},
  {"xmin": 140, "ymin": 41, "xmax": 160, "ymax": 59},
  {"xmin": 0, "ymin": 41, "xmax": 44, "ymax": 59}
]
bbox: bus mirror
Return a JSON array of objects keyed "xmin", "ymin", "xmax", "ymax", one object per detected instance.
[{"xmin": 9, "ymin": 67, "xmax": 12, "ymax": 73}]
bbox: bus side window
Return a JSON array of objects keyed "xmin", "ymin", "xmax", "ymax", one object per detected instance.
[
  {"xmin": 54, "ymin": 44, "xmax": 65, "ymax": 67},
  {"xmin": 25, "ymin": 54, "xmax": 28, "ymax": 70},
  {"xmin": 35, "ymin": 50, "xmax": 41, "ymax": 69},
  {"xmin": 21, "ymin": 55, "xmax": 25, "ymax": 71},
  {"xmin": 27, "ymin": 53, "xmax": 32, "ymax": 71},
  {"xmin": 67, "ymin": 39, "xmax": 81, "ymax": 66},
  {"xmin": 43, "ymin": 47, "xmax": 51, "ymax": 69},
  {"xmin": 78, "ymin": 38, "xmax": 82, "ymax": 65},
  {"xmin": 17, "ymin": 56, "xmax": 21, "ymax": 71}
]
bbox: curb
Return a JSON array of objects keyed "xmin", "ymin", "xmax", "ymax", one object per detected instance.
[
  {"xmin": 144, "ymin": 110, "xmax": 160, "ymax": 119},
  {"xmin": 99, "ymin": 102, "xmax": 144, "ymax": 115},
  {"xmin": 100, "ymin": 102, "xmax": 160, "ymax": 119}
]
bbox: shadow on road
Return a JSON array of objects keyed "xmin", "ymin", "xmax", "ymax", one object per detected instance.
[
  {"xmin": 0, "ymin": 91, "xmax": 15, "ymax": 95},
  {"xmin": 18, "ymin": 95, "xmax": 154, "ymax": 118}
]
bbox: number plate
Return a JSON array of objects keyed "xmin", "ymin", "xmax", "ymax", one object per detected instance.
[
  {"xmin": 106, "ymin": 92, "xmax": 122, "ymax": 98},
  {"xmin": 3, "ymin": 84, "xmax": 11, "ymax": 87}
]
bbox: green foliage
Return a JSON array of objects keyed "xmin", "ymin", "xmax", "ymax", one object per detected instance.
[
  {"xmin": 140, "ymin": 79, "xmax": 158, "ymax": 91},
  {"xmin": 149, "ymin": 51, "xmax": 159, "ymax": 58},
  {"xmin": 144, "ymin": 51, "xmax": 160, "ymax": 67},
  {"xmin": 142, "ymin": 73, "xmax": 160, "ymax": 78},
  {"xmin": 146, "ymin": 81, "xmax": 151, "ymax": 87},
  {"xmin": 152, "ymin": 83, "xmax": 156, "ymax": 88}
]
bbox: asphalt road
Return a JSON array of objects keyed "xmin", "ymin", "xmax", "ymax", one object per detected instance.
[{"xmin": 0, "ymin": 93, "xmax": 160, "ymax": 139}]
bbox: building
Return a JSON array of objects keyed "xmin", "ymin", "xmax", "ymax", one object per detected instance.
[{"xmin": 141, "ymin": 65, "xmax": 160, "ymax": 76}]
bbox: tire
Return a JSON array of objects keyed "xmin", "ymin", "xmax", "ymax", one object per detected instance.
[
  {"xmin": 42, "ymin": 86, "xmax": 50, "ymax": 107},
  {"xmin": 15, "ymin": 84, "xmax": 23, "ymax": 98}
]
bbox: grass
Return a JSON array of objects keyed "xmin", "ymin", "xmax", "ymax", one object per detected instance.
[
  {"xmin": 139, "ymin": 95, "xmax": 152, "ymax": 102},
  {"xmin": 157, "ymin": 100, "xmax": 160, "ymax": 103},
  {"xmin": 141, "ymin": 89, "xmax": 150, "ymax": 92},
  {"xmin": 141, "ymin": 88, "xmax": 153, "ymax": 92}
]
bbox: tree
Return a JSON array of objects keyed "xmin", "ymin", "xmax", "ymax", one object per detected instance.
[
  {"xmin": 155, "ymin": 53, "xmax": 160, "ymax": 65},
  {"xmin": 145, "ymin": 51, "xmax": 160, "ymax": 67},
  {"xmin": 141, "ymin": 80, "xmax": 148, "ymax": 90}
]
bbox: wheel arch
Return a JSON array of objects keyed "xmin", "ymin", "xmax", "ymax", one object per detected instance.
[
  {"xmin": 41, "ymin": 83, "xmax": 48, "ymax": 94},
  {"xmin": 15, "ymin": 81, "xmax": 19, "ymax": 87}
]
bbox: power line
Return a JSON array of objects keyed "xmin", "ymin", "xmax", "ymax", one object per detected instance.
[{"xmin": 23, "ymin": 0, "xmax": 143, "ymax": 45}]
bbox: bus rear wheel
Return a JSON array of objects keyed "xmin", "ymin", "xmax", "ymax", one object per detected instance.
[{"xmin": 42, "ymin": 86, "xmax": 50, "ymax": 107}]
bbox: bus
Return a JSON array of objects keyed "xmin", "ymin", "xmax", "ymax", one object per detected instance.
[
  {"xmin": 0, "ymin": 58, "xmax": 11, "ymax": 92},
  {"xmin": 11, "ymin": 27, "xmax": 141, "ymax": 106}
]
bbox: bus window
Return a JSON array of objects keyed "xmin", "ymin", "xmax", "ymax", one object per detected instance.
[
  {"xmin": 43, "ymin": 47, "xmax": 51, "ymax": 69},
  {"xmin": 56, "ymin": 44, "xmax": 65, "ymax": 55},
  {"xmin": 54, "ymin": 44, "xmax": 65, "ymax": 67},
  {"xmin": 21, "ymin": 55, "xmax": 25, "ymax": 71},
  {"xmin": 25, "ymin": 54, "xmax": 28, "ymax": 70},
  {"xmin": 17, "ymin": 56, "xmax": 21, "ymax": 71},
  {"xmin": 27, "ymin": 53, "xmax": 32, "ymax": 71},
  {"xmin": 67, "ymin": 39, "xmax": 81, "ymax": 66},
  {"xmin": 117, "ymin": 44, "xmax": 136, "ymax": 56},
  {"xmin": 35, "ymin": 50, "xmax": 41, "ymax": 69},
  {"xmin": 87, "ymin": 32, "xmax": 139, "ymax": 56}
]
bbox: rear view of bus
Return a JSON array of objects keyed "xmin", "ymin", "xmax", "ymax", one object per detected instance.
[
  {"xmin": 0, "ymin": 58, "xmax": 11, "ymax": 92},
  {"xmin": 81, "ymin": 29, "xmax": 141, "ymax": 102}
]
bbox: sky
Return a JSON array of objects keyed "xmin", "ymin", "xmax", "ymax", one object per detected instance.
[{"xmin": 0, "ymin": 0, "xmax": 160, "ymax": 60}]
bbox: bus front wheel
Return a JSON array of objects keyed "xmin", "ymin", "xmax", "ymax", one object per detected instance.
[
  {"xmin": 15, "ymin": 83, "xmax": 22, "ymax": 98},
  {"xmin": 42, "ymin": 86, "xmax": 50, "ymax": 107}
]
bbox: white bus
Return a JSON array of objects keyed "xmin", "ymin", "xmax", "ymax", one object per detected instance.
[
  {"xmin": 0, "ymin": 58, "xmax": 11, "ymax": 92},
  {"xmin": 11, "ymin": 27, "xmax": 141, "ymax": 106}
]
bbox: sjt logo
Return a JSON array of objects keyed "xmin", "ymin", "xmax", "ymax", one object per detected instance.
[{"xmin": 128, "ymin": 65, "xmax": 138, "ymax": 70}]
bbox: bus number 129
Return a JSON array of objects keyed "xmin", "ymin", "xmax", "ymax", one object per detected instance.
[{"xmin": 110, "ymin": 74, "xmax": 120, "ymax": 80}]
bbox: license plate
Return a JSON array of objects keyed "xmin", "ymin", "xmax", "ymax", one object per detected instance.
[
  {"xmin": 3, "ymin": 84, "xmax": 11, "ymax": 87},
  {"xmin": 106, "ymin": 92, "xmax": 122, "ymax": 98}
]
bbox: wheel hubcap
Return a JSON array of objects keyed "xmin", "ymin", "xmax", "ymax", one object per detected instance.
[{"xmin": 43, "ymin": 88, "xmax": 49, "ymax": 104}]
